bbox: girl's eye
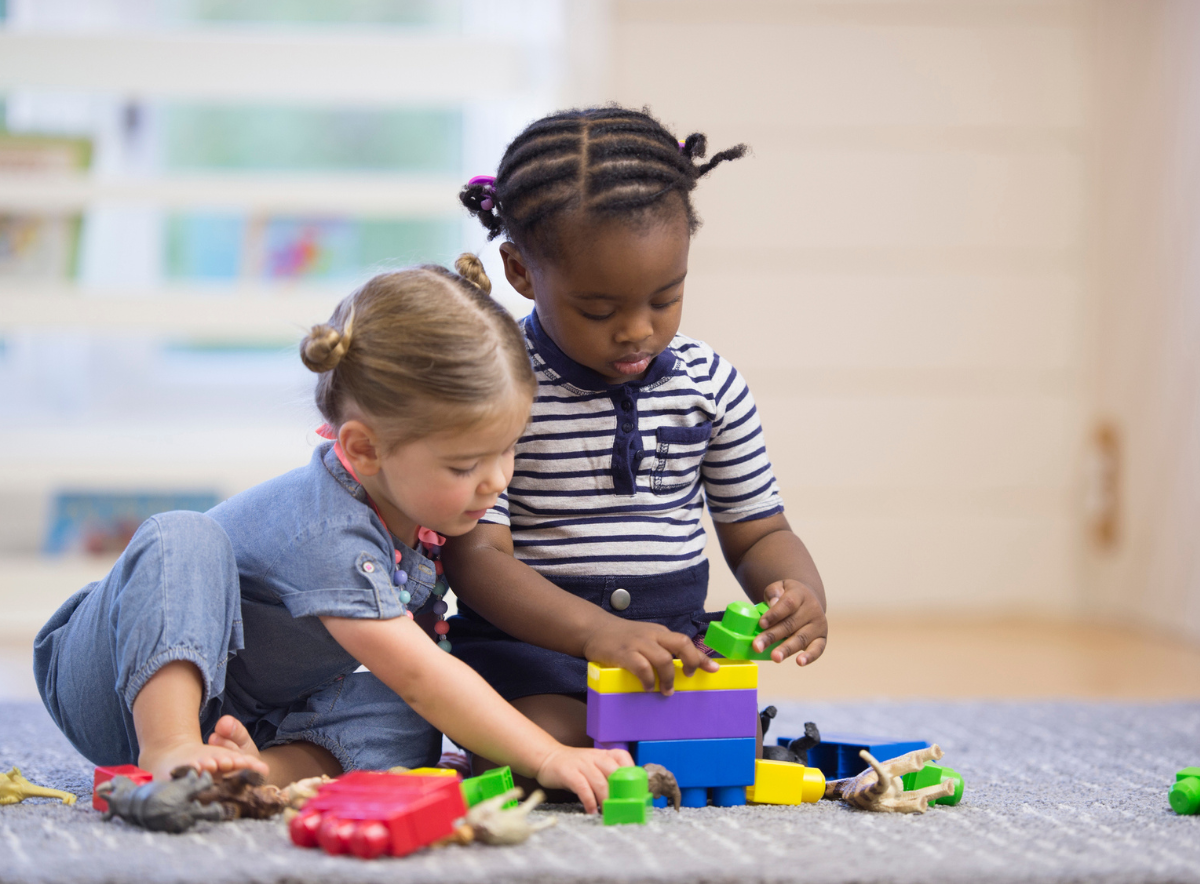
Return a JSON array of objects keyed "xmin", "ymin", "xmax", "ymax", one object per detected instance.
[
  {"xmin": 580, "ymin": 310, "xmax": 615, "ymax": 321},
  {"xmin": 651, "ymin": 298, "xmax": 681, "ymax": 310},
  {"xmin": 450, "ymin": 464, "xmax": 478, "ymax": 477}
]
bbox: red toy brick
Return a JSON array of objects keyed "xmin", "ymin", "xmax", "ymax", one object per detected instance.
[
  {"xmin": 92, "ymin": 764, "xmax": 153, "ymax": 812},
  {"xmin": 290, "ymin": 771, "xmax": 467, "ymax": 859}
]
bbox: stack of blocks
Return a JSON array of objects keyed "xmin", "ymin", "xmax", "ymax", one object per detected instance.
[{"xmin": 589, "ymin": 656, "xmax": 825, "ymax": 812}]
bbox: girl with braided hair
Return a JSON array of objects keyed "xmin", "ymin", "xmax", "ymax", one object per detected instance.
[
  {"xmin": 444, "ymin": 107, "xmax": 828, "ymax": 780},
  {"xmin": 33, "ymin": 255, "xmax": 631, "ymax": 813}
]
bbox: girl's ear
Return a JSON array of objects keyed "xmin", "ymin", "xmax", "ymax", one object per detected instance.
[
  {"xmin": 498, "ymin": 242, "xmax": 535, "ymax": 301},
  {"xmin": 338, "ymin": 420, "xmax": 382, "ymax": 477}
]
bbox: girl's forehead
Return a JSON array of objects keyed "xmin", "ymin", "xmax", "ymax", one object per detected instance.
[{"xmin": 544, "ymin": 212, "xmax": 690, "ymax": 294}]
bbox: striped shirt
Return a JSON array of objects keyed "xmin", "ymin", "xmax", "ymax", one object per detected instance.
[{"xmin": 481, "ymin": 311, "xmax": 784, "ymax": 578}]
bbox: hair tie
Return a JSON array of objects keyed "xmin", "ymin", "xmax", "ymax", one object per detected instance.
[{"xmin": 468, "ymin": 175, "xmax": 497, "ymax": 211}]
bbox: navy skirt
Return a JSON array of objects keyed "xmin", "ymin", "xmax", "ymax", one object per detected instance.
[{"xmin": 448, "ymin": 561, "xmax": 719, "ymax": 700}]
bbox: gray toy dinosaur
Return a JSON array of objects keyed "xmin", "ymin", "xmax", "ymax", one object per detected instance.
[{"xmin": 96, "ymin": 766, "xmax": 225, "ymax": 833}]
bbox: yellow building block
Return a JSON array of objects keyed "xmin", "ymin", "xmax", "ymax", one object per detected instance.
[
  {"xmin": 587, "ymin": 658, "xmax": 758, "ymax": 694},
  {"xmin": 746, "ymin": 759, "xmax": 825, "ymax": 805},
  {"xmin": 395, "ymin": 767, "xmax": 460, "ymax": 778}
]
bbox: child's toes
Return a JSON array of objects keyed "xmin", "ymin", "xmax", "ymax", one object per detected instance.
[{"xmin": 212, "ymin": 715, "xmax": 260, "ymax": 756}]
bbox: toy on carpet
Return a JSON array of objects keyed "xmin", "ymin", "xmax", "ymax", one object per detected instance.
[
  {"xmin": 93, "ymin": 764, "xmax": 152, "ymax": 811},
  {"xmin": 747, "ymin": 758, "xmax": 825, "ymax": 805},
  {"xmin": 824, "ymin": 745, "xmax": 956, "ymax": 814},
  {"xmin": 776, "ymin": 731, "xmax": 930, "ymax": 780},
  {"xmin": 0, "ymin": 767, "xmax": 77, "ymax": 806},
  {"xmin": 762, "ymin": 720, "xmax": 822, "ymax": 766},
  {"xmin": 602, "ymin": 766, "xmax": 654, "ymax": 825},
  {"xmin": 97, "ymin": 767, "xmax": 225, "ymax": 832},
  {"xmin": 1169, "ymin": 767, "xmax": 1200, "ymax": 815},
  {"xmin": 193, "ymin": 768, "xmax": 294, "ymax": 820},
  {"xmin": 901, "ymin": 761, "xmax": 964, "ymax": 807},
  {"xmin": 588, "ymin": 657, "xmax": 762, "ymax": 807},
  {"xmin": 459, "ymin": 786, "xmax": 556, "ymax": 845},
  {"xmin": 645, "ymin": 763, "xmax": 682, "ymax": 811}
]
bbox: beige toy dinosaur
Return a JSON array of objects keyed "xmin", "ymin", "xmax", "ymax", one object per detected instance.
[
  {"xmin": 823, "ymin": 744, "xmax": 955, "ymax": 814},
  {"xmin": 0, "ymin": 767, "xmax": 77, "ymax": 806}
]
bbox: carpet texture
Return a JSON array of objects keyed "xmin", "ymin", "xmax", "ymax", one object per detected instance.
[{"xmin": 1, "ymin": 698, "xmax": 1198, "ymax": 884}]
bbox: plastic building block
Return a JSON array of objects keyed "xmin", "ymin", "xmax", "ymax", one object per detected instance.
[
  {"xmin": 745, "ymin": 759, "xmax": 825, "ymax": 805},
  {"xmin": 587, "ymin": 688, "xmax": 758, "ymax": 743},
  {"xmin": 289, "ymin": 771, "xmax": 467, "ymax": 858},
  {"xmin": 784, "ymin": 732, "xmax": 931, "ymax": 780},
  {"xmin": 711, "ymin": 786, "xmax": 746, "ymax": 807},
  {"xmin": 901, "ymin": 763, "xmax": 964, "ymax": 806},
  {"xmin": 93, "ymin": 764, "xmax": 152, "ymax": 812},
  {"xmin": 1169, "ymin": 767, "xmax": 1200, "ymax": 815},
  {"xmin": 587, "ymin": 658, "xmax": 758, "ymax": 693},
  {"xmin": 702, "ymin": 601, "xmax": 782, "ymax": 660},
  {"xmin": 632, "ymin": 738, "xmax": 756, "ymax": 788},
  {"xmin": 602, "ymin": 767, "xmax": 652, "ymax": 825},
  {"xmin": 397, "ymin": 767, "xmax": 459, "ymax": 778},
  {"xmin": 460, "ymin": 766, "xmax": 517, "ymax": 809}
]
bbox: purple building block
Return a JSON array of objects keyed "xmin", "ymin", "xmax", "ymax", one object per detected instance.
[{"xmin": 586, "ymin": 688, "xmax": 758, "ymax": 743}]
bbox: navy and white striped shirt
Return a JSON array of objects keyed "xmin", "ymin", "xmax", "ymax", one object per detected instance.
[{"xmin": 481, "ymin": 311, "xmax": 784, "ymax": 578}]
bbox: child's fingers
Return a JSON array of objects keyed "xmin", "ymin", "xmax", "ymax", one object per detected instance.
[
  {"xmin": 672, "ymin": 634, "xmax": 718, "ymax": 678},
  {"xmin": 757, "ymin": 582, "xmax": 801, "ymax": 630},
  {"xmin": 641, "ymin": 642, "xmax": 680, "ymax": 694},
  {"xmin": 562, "ymin": 765, "xmax": 602, "ymax": 814},
  {"xmin": 769, "ymin": 619, "xmax": 828, "ymax": 663},
  {"xmin": 795, "ymin": 636, "xmax": 827, "ymax": 666},
  {"xmin": 603, "ymin": 748, "xmax": 634, "ymax": 770},
  {"xmin": 624, "ymin": 652, "xmax": 661, "ymax": 692}
]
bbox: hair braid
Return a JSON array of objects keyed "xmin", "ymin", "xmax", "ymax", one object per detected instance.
[{"xmin": 458, "ymin": 106, "xmax": 746, "ymax": 258}]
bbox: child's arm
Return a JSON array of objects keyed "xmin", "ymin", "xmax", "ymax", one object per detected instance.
[
  {"xmin": 442, "ymin": 524, "xmax": 718, "ymax": 692},
  {"xmin": 712, "ymin": 513, "xmax": 827, "ymax": 665},
  {"xmin": 320, "ymin": 613, "xmax": 631, "ymax": 813}
]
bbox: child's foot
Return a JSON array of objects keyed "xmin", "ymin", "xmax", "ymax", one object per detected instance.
[
  {"xmin": 138, "ymin": 734, "xmax": 269, "ymax": 782},
  {"xmin": 206, "ymin": 715, "xmax": 263, "ymax": 760}
]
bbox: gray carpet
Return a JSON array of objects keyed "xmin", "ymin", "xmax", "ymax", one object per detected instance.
[{"xmin": 1, "ymin": 698, "xmax": 1198, "ymax": 884}]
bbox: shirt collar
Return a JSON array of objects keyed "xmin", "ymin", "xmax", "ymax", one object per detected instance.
[{"xmin": 526, "ymin": 309, "xmax": 677, "ymax": 393}]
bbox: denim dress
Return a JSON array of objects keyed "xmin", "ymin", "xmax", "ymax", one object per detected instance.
[{"xmin": 33, "ymin": 442, "xmax": 442, "ymax": 772}]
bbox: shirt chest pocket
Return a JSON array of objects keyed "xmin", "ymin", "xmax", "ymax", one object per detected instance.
[{"xmin": 650, "ymin": 421, "xmax": 713, "ymax": 494}]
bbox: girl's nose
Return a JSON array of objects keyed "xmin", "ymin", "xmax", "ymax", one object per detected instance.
[
  {"xmin": 479, "ymin": 459, "xmax": 509, "ymax": 496},
  {"xmin": 616, "ymin": 311, "xmax": 654, "ymax": 345}
]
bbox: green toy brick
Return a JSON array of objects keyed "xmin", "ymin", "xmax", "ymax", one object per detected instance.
[
  {"xmin": 901, "ymin": 763, "xmax": 964, "ymax": 806},
  {"xmin": 703, "ymin": 601, "xmax": 782, "ymax": 660},
  {"xmin": 460, "ymin": 766, "xmax": 517, "ymax": 809},
  {"xmin": 603, "ymin": 766, "xmax": 652, "ymax": 825},
  {"xmin": 1169, "ymin": 767, "xmax": 1200, "ymax": 815}
]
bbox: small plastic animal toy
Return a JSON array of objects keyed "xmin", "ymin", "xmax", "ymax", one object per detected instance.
[
  {"xmin": 461, "ymin": 787, "xmax": 556, "ymax": 845},
  {"xmin": 97, "ymin": 767, "xmax": 224, "ymax": 833},
  {"xmin": 824, "ymin": 744, "xmax": 956, "ymax": 814},
  {"xmin": 0, "ymin": 767, "xmax": 77, "ymax": 806},
  {"xmin": 194, "ymin": 768, "xmax": 292, "ymax": 820},
  {"xmin": 644, "ymin": 763, "xmax": 682, "ymax": 811},
  {"xmin": 762, "ymin": 721, "xmax": 822, "ymax": 766}
]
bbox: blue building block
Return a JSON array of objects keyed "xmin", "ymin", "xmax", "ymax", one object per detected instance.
[
  {"xmin": 778, "ymin": 732, "xmax": 931, "ymax": 780},
  {"xmin": 632, "ymin": 738, "xmax": 757, "ymax": 789}
]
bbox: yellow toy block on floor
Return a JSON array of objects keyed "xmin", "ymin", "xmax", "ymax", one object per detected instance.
[
  {"xmin": 586, "ymin": 658, "xmax": 758, "ymax": 694},
  {"xmin": 394, "ymin": 767, "xmax": 459, "ymax": 778},
  {"xmin": 746, "ymin": 759, "xmax": 825, "ymax": 805}
]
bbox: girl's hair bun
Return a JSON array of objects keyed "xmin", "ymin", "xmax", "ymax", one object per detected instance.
[
  {"xmin": 454, "ymin": 252, "xmax": 492, "ymax": 296},
  {"xmin": 300, "ymin": 307, "xmax": 355, "ymax": 373}
]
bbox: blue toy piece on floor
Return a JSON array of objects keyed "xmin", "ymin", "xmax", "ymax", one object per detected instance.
[
  {"xmin": 633, "ymin": 737, "xmax": 757, "ymax": 807},
  {"xmin": 777, "ymin": 732, "xmax": 931, "ymax": 780}
]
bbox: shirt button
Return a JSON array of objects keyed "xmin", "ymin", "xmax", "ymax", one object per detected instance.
[
  {"xmin": 610, "ymin": 588, "xmax": 631, "ymax": 611},
  {"xmin": 621, "ymin": 421, "xmax": 633, "ymax": 433},
  {"xmin": 622, "ymin": 400, "xmax": 632, "ymax": 412}
]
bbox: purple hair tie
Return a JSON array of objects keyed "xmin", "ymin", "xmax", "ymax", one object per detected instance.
[{"xmin": 468, "ymin": 175, "xmax": 496, "ymax": 211}]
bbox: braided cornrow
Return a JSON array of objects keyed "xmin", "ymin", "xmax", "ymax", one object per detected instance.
[{"xmin": 459, "ymin": 106, "xmax": 746, "ymax": 257}]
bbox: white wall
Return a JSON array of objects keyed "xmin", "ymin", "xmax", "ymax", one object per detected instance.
[{"xmin": 610, "ymin": 0, "xmax": 1092, "ymax": 616}]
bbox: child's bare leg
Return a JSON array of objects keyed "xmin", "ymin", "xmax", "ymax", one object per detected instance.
[
  {"xmin": 132, "ymin": 660, "xmax": 268, "ymax": 780},
  {"xmin": 472, "ymin": 693, "xmax": 588, "ymax": 801}
]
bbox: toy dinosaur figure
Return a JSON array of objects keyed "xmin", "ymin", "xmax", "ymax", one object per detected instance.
[
  {"xmin": 824, "ymin": 744, "xmax": 955, "ymax": 814},
  {"xmin": 448, "ymin": 787, "xmax": 556, "ymax": 846},
  {"xmin": 97, "ymin": 766, "xmax": 225, "ymax": 833},
  {"xmin": 0, "ymin": 767, "xmax": 77, "ymax": 806},
  {"xmin": 761, "ymin": 721, "xmax": 822, "ymax": 766},
  {"xmin": 644, "ymin": 763, "xmax": 682, "ymax": 811},
  {"xmin": 194, "ymin": 768, "xmax": 293, "ymax": 820}
]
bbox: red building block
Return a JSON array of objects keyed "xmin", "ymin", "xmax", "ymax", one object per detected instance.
[
  {"xmin": 93, "ymin": 764, "xmax": 153, "ymax": 812},
  {"xmin": 289, "ymin": 771, "xmax": 467, "ymax": 859}
]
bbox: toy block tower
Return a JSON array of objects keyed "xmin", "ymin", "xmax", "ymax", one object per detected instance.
[{"xmin": 587, "ymin": 658, "xmax": 761, "ymax": 807}]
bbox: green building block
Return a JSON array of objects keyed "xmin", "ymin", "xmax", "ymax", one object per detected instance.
[
  {"xmin": 702, "ymin": 601, "xmax": 782, "ymax": 661},
  {"xmin": 603, "ymin": 766, "xmax": 653, "ymax": 825},
  {"xmin": 1169, "ymin": 767, "xmax": 1200, "ymax": 815},
  {"xmin": 901, "ymin": 763, "xmax": 964, "ymax": 806},
  {"xmin": 461, "ymin": 766, "xmax": 517, "ymax": 809}
]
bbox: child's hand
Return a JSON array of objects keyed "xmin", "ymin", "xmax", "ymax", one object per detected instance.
[
  {"xmin": 754, "ymin": 579, "xmax": 828, "ymax": 665},
  {"xmin": 583, "ymin": 620, "xmax": 719, "ymax": 694},
  {"xmin": 534, "ymin": 746, "xmax": 633, "ymax": 814}
]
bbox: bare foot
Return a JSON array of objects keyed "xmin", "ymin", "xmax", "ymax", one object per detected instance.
[{"xmin": 206, "ymin": 715, "xmax": 262, "ymax": 759}]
